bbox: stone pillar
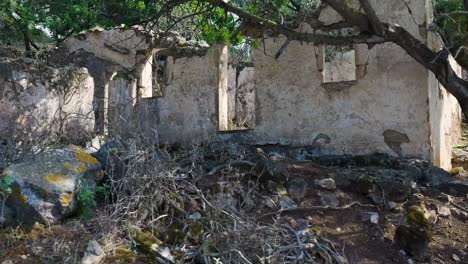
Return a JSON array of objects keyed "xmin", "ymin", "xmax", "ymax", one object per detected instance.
[
  {"xmin": 135, "ymin": 53, "xmax": 153, "ymax": 98},
  {"xmin": 218, "ymin": 45, "xmax": 229, "ymax": 131},
  {"xmin": 93, "ymin": 71, "xmax": 111, "ymax": 134}
]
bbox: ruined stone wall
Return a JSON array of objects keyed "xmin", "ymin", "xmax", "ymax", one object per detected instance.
[
  {"xmin": 0, "ymin": 58, "xmax": 95, "ymax": 147},
  {"xmin": 139, "ymin": 46, "xmax": 223, "ymax": 145},
  {"xmin": 107, "ymin": 74, "xmax": 137, "ymax": 136},
  {"xmin": 426, "ymin": 0, "xmax": 462, "ymax": 170},
  {"xmin": 64, "ymin": 27, "xmax": 152, "ymax": 69},
  {"xmin": 251, "ymin": 0, "xmax": 439, "ymax": 160},
  {"xmin": 60, "ymin": 27, "xmax": 211, "ymax": 134},
  {"xmin": 227, "ymin": 64, "xmax": 255, "ymax": 129},
  {"xmin": 42, "ymin": 0, "xmax": 461, "ymax": 169}
]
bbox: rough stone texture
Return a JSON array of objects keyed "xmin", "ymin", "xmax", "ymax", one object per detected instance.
[
  {"xmin": 251, "ymin": 0, "xmax": 460, "ymax": 169},
  {"xmin": 235, "ymin": 65, "xmax": 255, "ymax": 129},
  {"xmin": 149, "ymin": 46, "xmax": 222, "ymax": 144},
  {"xmin": 0, "ymin": 58, "xmax": 95, "ymax": 146},
  {"xmin": 38, "ymin": 0, "xmax": 460, "ymax": 170},
  {"xmin": 452, "ymin": 149, "xmax": 468, "ymax": 168},
  {"xmin": 227, "ymin": 65, "xmax": 237, "ymax": 126},
  {"xmin": 58, "ymin": 27, "xmax": 210, "ymax": 134},
  {"xmin": 4, "ymin": 146, "xmax": 102, "ymax": 226},
  {"xmin": 323, "ymin": 49, "xmax": 356, "ymax": 83},
  {"xmin": 64, "ymin": 26, "xmax": 152, "ymax": 69},
  {"xmin": 218, "ymin": 46, "xmax": 230, "ymax": 131},
  {"xmin": 49, "ymin": 48, "xmax": 120, "ymax": 134},
  {"xmin": 317, "ymin": 5, "xmax": 343, "ymax": 26},
  {"xmin": 253, "ymin": 37, "xmax": 432, "ymax": 157},
  {"xmin": 81, "ymin": 240, "xmax": 105, "ymax": 264},
  {"xmin": 107, "ymin": 74, "xmax": 137, "ymax": 135},
  {"xmin": 426, "ymin": 0, "xmax": 462, "ymax": 170},
  {"xmin": 227, "ymin": 64, "xmax": 255, "ymax": 129}
]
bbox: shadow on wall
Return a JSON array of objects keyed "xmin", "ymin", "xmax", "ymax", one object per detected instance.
[{"xmin": 0, "ymin": 58, "xmax": 95, "ymax": 163}]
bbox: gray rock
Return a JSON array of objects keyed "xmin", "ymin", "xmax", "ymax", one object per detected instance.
[
  {"xmin": 423, "ymin": 166, "xmax": 453, "ymax": 186},
  {"xmin": 452, "ymin": 149, "xmax": 468, "ymax": 168},
  {"xmin": 279, "ymin": 197, "xmax": 297, "ymax": 209},
  {"xmin": 0, "ymin": 204, "xmax": 15, "ymax": 227},
  {"xmin": 387, "ymin": 201, "xmax": 398, "ymax": 210},
  {"xmin": 266, "ymin": 180, "xmax": 286, "ymax": 195},
  {"xmin": 0, "ymin": 154, "xmax": 6, "ymax": 171},
  {"xmin": 418, "ymin": 163, "xmax": 468, "ymax": 196},
  {"xmin": 4, "ymin": 146, "xmax": 102, "ymax": 227},
  {"xmin": 368, "ymin": 193, "xmax": 384, "ymax": 205},
  {"xmin": 263, "ymin": 196, "xmax": 277, "ymax": 209},
  {"xmin": 92, "ymin": 141, "xmax": 126, "ymax": 179},
  {"xmin": 92, "ymin": 141, "xmax": 120, "ymax": 169},
  {"xmin": 85, "ymin": 136, "xmax": 107, "ymax": 153},
  {"xmin": 319, "ymin": 192, "xmax": 340, "ymax": 207},
  {"xmin": 188, "ymin": 212, "xmax": 202, "ymax": 220},
  {"xmin": 437, "ymin": 206, "xmax": 451, "ymax": 217},
  {"xmin": 435, "ymin": 180, "xmax": 468, "ymax": 196},
  {"xmin": 317, "ymin": 178, "xmax": 336, "ymax": 190},
  {"xmin": 156, "ymin": 247, "xmax": 175, "ymax": 263},
  {"xmin": 286, "ymin": 178, "xmax": 307, "ymax": 205},
  {"xmin": 361, "ymin": 212, "xmax": 379, "ymax": 224},
  {"xmin": 81, "ymin": 240, "xmax": 105, "ymax": 264}
]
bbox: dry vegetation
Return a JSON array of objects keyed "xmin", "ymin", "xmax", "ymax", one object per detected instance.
[{"xmin": 0, "ymin": 121, "xmax": 467, "ymax": 264}]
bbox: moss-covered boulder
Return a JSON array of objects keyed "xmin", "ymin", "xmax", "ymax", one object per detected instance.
[{"xmin": 4, "ymin": 145, "xmax": 102, "ymax": 227}]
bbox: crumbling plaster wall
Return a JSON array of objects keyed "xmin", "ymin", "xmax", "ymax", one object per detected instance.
[
  {"xmin": 144, "ymin": 46, "xmax": 223, "ymax": 145},
  {"xmin": 426, "ymin": 0, "xmax": 462, "ymax": 170},
  {"xmin": 0, "ymin": 58, "xmax": 95, "ymax": 145},
  {"xmin": 227, "ymin": 64, "xmax": 255, "ymax": 129},
  {"xmin": 60, "ymin": 27, "xmax": 211, "ymax": 134},
  {"xmin": 61, "ymin": 27, "xmax": 155, "ymax": 133},
  {"xmin": 251, "ymin": 0, "xmax": 439, "ymax": 159},
  {"xmin": 64, "ymin": 27, "xmax": 152, "ymax": 69},
  {"xmin": 107, "ymin": 74, "xmax": 138, "ymax": 136}
]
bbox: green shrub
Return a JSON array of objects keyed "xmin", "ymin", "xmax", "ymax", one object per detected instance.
[{"xmin": 77, "ymin": 183, "xmax": 96, "ymax": 222}]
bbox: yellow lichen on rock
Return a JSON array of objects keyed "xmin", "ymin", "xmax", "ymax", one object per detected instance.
[
  {"xmin": 78, "ymin": 163, "xmax": 87, "ymax": 172},
  {"xmin": 68, "ymin": 144, "xmax": 99, "ymax": 166},
  {"xmin": 63, "ymin": 162, "xmax": 87, "ymax": 174},
  {"xmin": 63, "ymin": 162, "xmax": 74, "ymax": 171},
  {"xmin": 61, "ymin": 192, "xmax": 73, "ymax": 205},
  {"xmin": 44, "ymin": 173, "xmax": 67, "ymax": 184},
  {"xmin": 21, "ymin": 194, "xmax": 27, "ymax": 204},
  {"xmin": 68, "ymin": 144, "xmax": 83, "ymax": 152},
  {"xmin": 75, "ymin": 152, "xmax": 99, "ymax": 165}
]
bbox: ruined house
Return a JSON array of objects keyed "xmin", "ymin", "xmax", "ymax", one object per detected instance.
[{"xmin": 2, "ymin": 0, "xmax": 462, "ymax": 170}]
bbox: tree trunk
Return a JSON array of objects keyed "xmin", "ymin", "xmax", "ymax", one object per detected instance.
[{"xmin": 23, "ymin": 31, "xmax": 32, "ymax": 57}]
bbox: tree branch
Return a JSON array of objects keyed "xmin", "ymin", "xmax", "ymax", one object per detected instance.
[
  {"xmin": 205, "ymin": 0, "xmax": 384, "ymax": 45},
  {"xmin": 322, "ymin": 0, "xmax": 372, "ymax": 32},
  {"xmin": 384, "ymin": 23, "xmax": 468, "ymax": 116},
  {"xmin": 322, "ymin": 0, "xmax": 468, "ymax": 116},
  {"xmin": 358, "ymin": 0, "xmax": 384, "ymax": 35},
  {"xmin": 206, "ymin": 0, "xmax": 468, "ymax": 118}
]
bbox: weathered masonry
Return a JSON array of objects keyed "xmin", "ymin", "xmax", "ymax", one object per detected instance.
[{"xmin": 45, "ymin": 0, "xmax": 461, "ymax": 169}]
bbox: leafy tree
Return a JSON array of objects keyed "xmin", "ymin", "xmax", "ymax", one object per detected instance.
[
  {"xmin": 433, "ymin": 0, "xmax": 468, "ymax": 70},
  {"xmin": 196, "ymin": 0, "xmax": 468, "ymax": 119},
  {"xmin": 1, "ymin": 0, "xmax": 468, "ymax": 120},
  {"xmin": 0, "ymin": 0, "xmax": 48, "ymax": 55}
]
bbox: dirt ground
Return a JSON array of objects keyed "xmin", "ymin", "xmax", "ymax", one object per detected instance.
[{"xmin": 1, "ymin": 149, "xmax": 467, "ymax": 264}]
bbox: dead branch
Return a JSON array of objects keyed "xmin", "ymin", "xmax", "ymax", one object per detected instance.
[{"xmin": 261, "ymin": 201, "xmax": 378, "ymax": 217}]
